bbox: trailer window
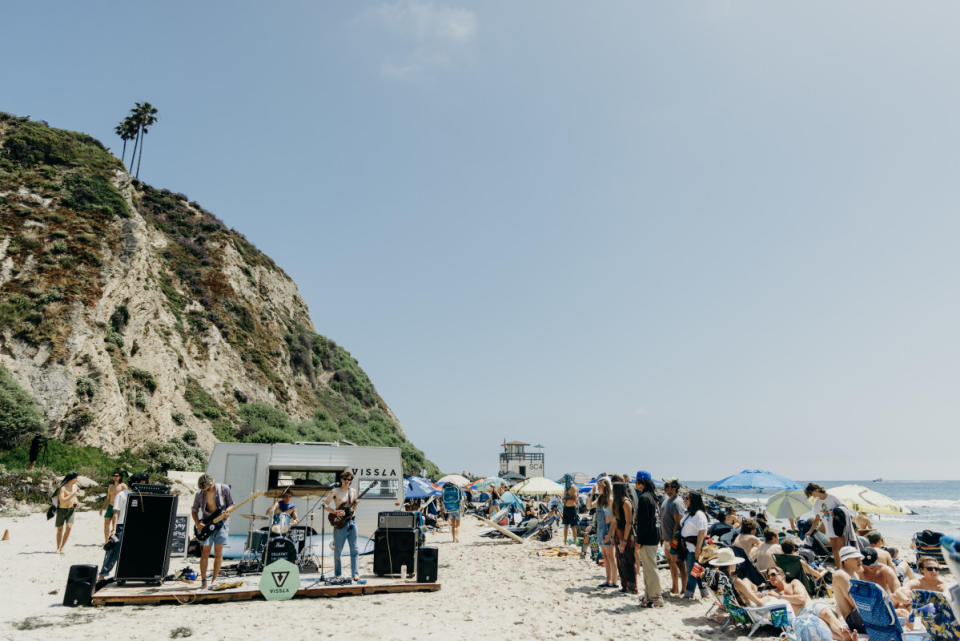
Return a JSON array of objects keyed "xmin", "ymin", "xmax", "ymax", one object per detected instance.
[
  {"xmin": 268, "ymin": 469, "xmax": 338, "ymax": 490},
  {"xmin": 358, "ymin": 478, "xmax": 398, "ymax": 499}
]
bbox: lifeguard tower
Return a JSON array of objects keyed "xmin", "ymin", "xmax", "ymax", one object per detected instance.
[{"xmin": 498, "ymin": 441, "xmax": 544, "ymax": 480}]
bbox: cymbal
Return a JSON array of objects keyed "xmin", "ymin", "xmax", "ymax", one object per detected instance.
[
  {"xmin": 264, "ymin": 487, "xmax": 331, "ymax": 498},
  {"xmin": 236, "ymin": 513, "xmax": 268, "ymax": 520}
]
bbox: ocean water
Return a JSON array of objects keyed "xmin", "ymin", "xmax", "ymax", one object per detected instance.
[{"xmin": 681, "ymin": 480, "xmax": 960, "ymax": 546}]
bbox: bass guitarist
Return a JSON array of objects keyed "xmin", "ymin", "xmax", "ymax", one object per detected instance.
[
  {"xmin": 323, "ymin": 470, "xmax": 360, "ymax": 581},
  {"xmin": 192, "ymin": 474, "xmax": 235, "ymax": 590}
]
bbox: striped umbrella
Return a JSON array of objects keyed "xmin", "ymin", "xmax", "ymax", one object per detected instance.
[{"xmin": 765, "ymin": 490, "xmax": 812, "ymax": 520}]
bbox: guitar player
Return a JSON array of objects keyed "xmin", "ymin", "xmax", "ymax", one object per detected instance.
[
  {"xmin": 323, "ymin": 470, "xmax": 360, "ymax": 581},
  {"xmin": 191, "ymin": 474, "xmax": 235, "ymax": 590}
]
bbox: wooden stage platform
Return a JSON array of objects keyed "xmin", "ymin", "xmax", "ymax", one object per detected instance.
[{"xmin": 93, "ymin": 576, "xmax": 441, "ymax": 606}]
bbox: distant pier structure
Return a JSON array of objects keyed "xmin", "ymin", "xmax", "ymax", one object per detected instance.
[{"xmin": 499, "ymin": 440, "xmax": 544, "ymax": 480}]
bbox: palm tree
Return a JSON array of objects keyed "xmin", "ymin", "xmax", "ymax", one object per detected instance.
[
  {"xmin": 123, "ymin": 102, "xmax": 159, "ymax": 178},
  {"xmin": 114, "ymin": 116, "xmax": 137, "ymax": 166}
]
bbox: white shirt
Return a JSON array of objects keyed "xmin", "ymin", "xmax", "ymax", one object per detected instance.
[
  {"xmin": 814, "ymin": 494, "xmax": 843, "ymax": 537},
  {"xmin": 680, "ymin": 510, "xmax": 708, "ymax": 552},
  {"xmin": 113, "ymin": 489, "xmax": 130, "ymax": 526}
]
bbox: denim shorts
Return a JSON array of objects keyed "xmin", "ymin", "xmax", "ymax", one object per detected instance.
[
  {"xmin": 447, "ymin": 511, "xmax": 460, "ymax": 521},
  {"xmin": 202, "ymin": 526, "xmax": 229, "ymax": 547}
]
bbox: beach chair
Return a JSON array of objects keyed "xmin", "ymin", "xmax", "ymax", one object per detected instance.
[
  {"xmin": 911, "ymin": 590, "xmax": 960, "ymax": 641},
  {"xmin": 809, "ymin": 531, "xmax": 833, "ymax": 561},
  {"xmin": 711, "ymin": 571, "xmax": 791, "ymax": 638},
  {"xmin": 847, "ymin": 579, "xmax": 928, "ymax": 641},
  {"xmin": 775, "ymin": 554, "xmax": 826, "ymax": 598},
  {"xmin": 916, "ymin": 531, "xmax": 947, "ymax": 566},
  {"xmin": 733, "ymin": 545, "xmax": 768, "ymax": 588},
  {"xmin": 719, "ymin": 529, "xmax": 739, "ymax": 547}
]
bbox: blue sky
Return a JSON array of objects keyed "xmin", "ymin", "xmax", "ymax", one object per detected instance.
[{"xmin": 3, "ymin": 1, "xmax": 959, "ymax": 480}]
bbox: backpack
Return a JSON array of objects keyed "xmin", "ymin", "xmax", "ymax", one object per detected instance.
[{"xmin": 441, "ymin": 484, "xmax": 461, "ymax": 513}]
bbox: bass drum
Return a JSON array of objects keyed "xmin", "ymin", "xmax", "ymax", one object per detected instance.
[{"xmin": 264, "ymin": 536, "xmax": 298, "ymax": 566}]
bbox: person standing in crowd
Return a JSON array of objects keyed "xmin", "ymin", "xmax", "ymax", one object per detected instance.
[
  {"xmin": 805, "ymin": 483, "xmax": 848, "ymax": 568},
  {"xmin": 612, "ymin": 481, "xmax": 637, "ymax": 594},
  {"xmin": 633, "ymin": 471, "xmax": 663, "ymax": 607},
  {"xmin": 660, "ymin": 478, "xmax": 686, "ymax": 594},
  {"xmin": 98, "ymin": 480, "xmax": 131, "ymax": 580},
  {"xmin": 680, "ymin": 491, "xmax": 708, "ymax": 599},
  {"xmin": 192, "ymin": 473, "xmax": 235, "ymax": 590},
  {"xmin": 99, "ymin": 469, "xmax": 127, "ymax": 545},
  {"xmin": 54, "ymin": 472, "xmax": 80, "ymax": 553},
  {"xmin": 561, "ymin": 474, "xmax": 579, "ymax": 545},
  {"xmin": 589, "ymin": 478, "xmax": 618, "ymax": 588}
]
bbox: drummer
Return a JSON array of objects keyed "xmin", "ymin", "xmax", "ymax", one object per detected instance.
[{"xmin": 267, "ymin": 488, "xmax": 299, "ymax": 526}]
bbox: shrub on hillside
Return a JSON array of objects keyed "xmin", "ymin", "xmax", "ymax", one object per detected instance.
[
  {"xmin": 0, "ymin": 364, "xmax": 47, "ymax": 445},
  {"xmin": 139, "ymin": 439, "xmax": 206, "ymax": 472}
]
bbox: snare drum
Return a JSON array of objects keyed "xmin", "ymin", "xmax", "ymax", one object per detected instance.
[{"xmin": 271, "ymin": 512, "xmax": 292, "ymax": 535}]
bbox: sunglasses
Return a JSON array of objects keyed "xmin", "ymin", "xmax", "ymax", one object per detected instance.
[{"xmin": 922, "ymin": 566, "xmax": 938, "ymax": 572}]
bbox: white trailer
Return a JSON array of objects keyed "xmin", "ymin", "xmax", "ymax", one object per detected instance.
[{"xmin": 204, "ymin": 442, "xmax": 405, "ymax": 541}]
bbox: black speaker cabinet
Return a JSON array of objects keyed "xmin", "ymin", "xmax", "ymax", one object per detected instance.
[
  {"xmin": 63, "ymin": 564, "xmax": 98, "ymax": 606},
  {"xmin": 417, "ymin": 546, "xmax": 438, "ymax": 583},
  {"xmin": 115, "ymin": 493, "xmax": 178, "ymax": 584},
  {"xmin": 373, "ymin": 528, "xmax": 418, "ymax": 576}
]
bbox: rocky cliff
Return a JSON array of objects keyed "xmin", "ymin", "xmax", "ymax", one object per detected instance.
[{"xmin": 0, "ymin": 113, "xmax": 436, "ymax": 475}]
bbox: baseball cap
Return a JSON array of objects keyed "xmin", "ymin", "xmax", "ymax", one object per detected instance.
[
  {"xmin": 840, "ymin": 546, "xmax": 864, "ymax": 563},
  {"xmin": 861, "ymin": 547, "xmax": 878, "ymax": 566},
  {"xmin": 635, "ymin": 470, "xmax": 652, "ymax": 482}
]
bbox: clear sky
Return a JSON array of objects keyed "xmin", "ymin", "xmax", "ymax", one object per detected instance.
[{"xmin": 3, "ymin": 1, "xmax": 959, "ymax": 480}]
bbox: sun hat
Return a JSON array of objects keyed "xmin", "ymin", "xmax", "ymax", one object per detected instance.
[
  {"xmin": 861, "ymin": 547, "xmax": 878, "ymax": 566},
  {"xmin": 635, "ymin": 470, "xmax": 652, "ymax": 482},
  {"xmin": 698, "ymin": 544, "xmax": 719, "ymax": 564},
  {"xmin": 709, "ymin": 547, "xmax": 745, "ymax": 567},
  {"xmin": 839, "ymin": 546, "xmax": 863, "ymax": 563}
]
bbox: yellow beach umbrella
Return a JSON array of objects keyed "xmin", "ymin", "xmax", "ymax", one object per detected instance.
[
  {"xmin": 825, "ymin": 484, "xmax": 913, "ymax": 516},
  {"xmin": 510, "ymin": 476, "xmax": 564, "ymax": 496}
]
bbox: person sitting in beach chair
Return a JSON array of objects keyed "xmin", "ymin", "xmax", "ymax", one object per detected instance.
[
  {"xmin": 847, "ymin": 578, "xmax": 925, "ymax": 641},
  {"xmin": 724, "ymin": 507, "xmax": 743, "ymax": 529},
  {"xmin": 765, "ymin": 567, "xmax": 856, "ymax": 641},
  {"xmin": 832, "ymin": 546, "xmax": 868, "ymax": 634},
  {"xmin": 733, "ymin": 518, "xmax": 762, "ymax": 561},
  {"xmin": 865, "ymin": 531, "xmax": 914, "ymax": 581},
  {"xmin": 708, "ymin": 548, "xmax": 793, "ymax": 637},
  {"xmin": 775, "ymin": 550, "xmax": 827, "ymax": 598},
  {"xmin": 756, "ymin": 529, "xmax": 783, "ymax": 573},
  {"xmin": 781, "ymin": 539, "xmax": 831, "ymax": 583},
  {"xmin": 852, "ymin": 512, "xmax": 874, "ymax": 536},
  {"xmin": 862, "ymin": 547, "xmax": 913, "ymax": 610},
  {"xmin": 907, "ymin": 557, "xmax": 954, "ymax": 594}
]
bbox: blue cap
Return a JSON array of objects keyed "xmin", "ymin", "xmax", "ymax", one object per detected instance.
[{"xmin": 635, "ymin": 470, "xmax": 652, "ymax": 482}]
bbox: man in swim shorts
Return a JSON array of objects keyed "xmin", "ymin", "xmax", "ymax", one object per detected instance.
[{"xmin": 100, "ymin": 469, "xmax": 127, "ymax": 544}]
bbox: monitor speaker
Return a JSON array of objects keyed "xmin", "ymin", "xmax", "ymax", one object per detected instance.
[
  {"xmin": 63, "ymin": 564, "xmax": 98, "ymax": 607},
  {"xmin": 115, "ymin": 493, "xmax": 178, "ymax": 584},
  {"xmin": 373, "ymin": 528, "xmax": 418, "ymax": 576},
  {"xmin": 417, "ymin": 546, "xmax": 438, "ymax": 583}
]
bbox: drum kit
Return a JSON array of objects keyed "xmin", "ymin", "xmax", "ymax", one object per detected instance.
[{"xmin": 235, "ymin": 486, "xmax": 331, "ymax": 574}]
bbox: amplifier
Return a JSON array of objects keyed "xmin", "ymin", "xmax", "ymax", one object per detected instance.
[
  {"xmin": 130, "ymin": 483, "xmax": 172, "ymax": 494},
  {"xmin": 373, "ymin": 528, "xmax": 418, "ymax": 576},
  {"xmin": 378, "ymin": 510, "xmax": 417, "ymax": 530},
  {"xmin": 63, "ymin": 564, "xmax": 98, "ymax": 607},
  {"xmin": 115, "ymin": 493, "xmax": 178, "ymax": 584}
]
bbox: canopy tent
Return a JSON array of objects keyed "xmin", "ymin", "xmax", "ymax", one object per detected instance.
[
  {"xmin": 766, "ymin": 489, "xmax": 812, "ymax": 520},
  {"xmin": 825, "ymin": 485, "xmax": 914, "ymax": 516},
  {"xmin": 510, "ymin": 476, "xmax": 564, "ymax": 496},
  {"xmin": 404, "ymin": 476, "xmax": 441, "ymax": 500},
  {"xmin": 436, "ymin": 474, "xmax": 471, "ymax": 488}
]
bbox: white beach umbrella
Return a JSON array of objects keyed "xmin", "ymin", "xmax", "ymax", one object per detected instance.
[
  {"xmin": 510, "ymin": 476, "xmax": 564, "ymax": 496},
  {"xmin": 765, "ymin": 490, "xmax": 812, "ymax": 520},
  {"xmin": 436, "ymin": 474, "xmax": 471, "ymax": 488},
  {"xmin": 825, "ymin": 484, "xmax": 913, "ymax": 516}
]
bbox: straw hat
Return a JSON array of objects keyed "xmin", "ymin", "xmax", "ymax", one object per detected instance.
[
  {"xmin": 708, "ymin": 547, "xmax": 745, "ymax": 567},
  {"xmin": 698, "ymin": 544, "xmax": 719, "ymax": 564}
]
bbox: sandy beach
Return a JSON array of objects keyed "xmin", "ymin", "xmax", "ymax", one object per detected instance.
[{"xmin": 2, "ymin": 507, "xmax": 893, "ymax": 641}]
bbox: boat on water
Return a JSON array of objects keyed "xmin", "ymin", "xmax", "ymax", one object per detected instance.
[{"xmin": 871, "ymin": 478, "xmax": 883, "ymax": 483}]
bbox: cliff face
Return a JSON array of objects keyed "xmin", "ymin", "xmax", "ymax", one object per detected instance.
[{"xmin": 0, "ymin": 114, "xmax": 434, "ymax": 474}]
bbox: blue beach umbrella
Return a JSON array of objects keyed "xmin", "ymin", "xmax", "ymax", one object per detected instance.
[
  {"xmin": 404, "ymin": 476, "xmax": 441, "ymax": 500},
  {"xmin": 708, "ymin": 469, "xmax": 800, "ymax": 492},
  {"xmin": 498, "ymin": 491, "xmax": 523, "ymax": 508}
]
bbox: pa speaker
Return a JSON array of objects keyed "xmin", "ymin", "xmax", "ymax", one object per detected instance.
[
  {"xmin": 417, "ymin": 546, "xmax": 438, "ymax": 583},
  {"xmin": 115, "ymin": 493, "xmax": 178, "ymax": 583},
  {"xmin": 373, "ymin": 528, "xmax": 417, "ymax": 576},
  {"xmin": 63, "ymin": 564, "xmax": 98, "ymax": 607}
]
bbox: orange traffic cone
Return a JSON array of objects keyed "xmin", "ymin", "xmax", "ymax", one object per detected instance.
[{"xmin": 1, "ymin": 529, "xmax": 9, "ymax": 541}]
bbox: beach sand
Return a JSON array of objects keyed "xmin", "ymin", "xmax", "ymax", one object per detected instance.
[{"xmin": 0, "ymin": 510, "xmax": 914, "ymax": 641}]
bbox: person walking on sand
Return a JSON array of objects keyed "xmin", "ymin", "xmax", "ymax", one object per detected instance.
[
  {"xmin": 633, "ymin": 471, "xmax": 664, "ymax": 607},
  {"xmin": 561, "ymin": 474, "xmax": 579, "ymax": 545},
  {"xmin": 442, "ymin": 481, "xmax": 463, "ymax": 543},
  {"xmin": 55, "ymin": 472, "xmax": 80, "ymax": 553},
  {"xmin": 192, "ymin": 473, "xmax": 235, "ymax": 589},
  {"xmin": 660, "ymin": 478, "xmax": 686, "ymax": 594},
  {"xmin": 99, "ymin": 469, "xmax": 127, "ymax": 544}
]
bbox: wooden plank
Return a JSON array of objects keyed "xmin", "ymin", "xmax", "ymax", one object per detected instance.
[
  {"xmin": 92, "ymin": 580, "xmax": 440, "ymax": 606},
  {"xmin": 473, "ymin": 515, "xmax": 524, "ymax": 543}
]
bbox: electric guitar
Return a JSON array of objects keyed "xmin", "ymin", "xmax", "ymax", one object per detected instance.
[
  {"xmin": 328, "ymin": 483, "xmax": 376, "ymax": 529},
  {"xmin": 194, "ymin": 490, "xmax": 264, "ymax": 541}
]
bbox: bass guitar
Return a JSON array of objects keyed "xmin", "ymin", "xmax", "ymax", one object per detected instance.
[
  {"xmin": 194, "ymin": 490, "xmax": 264, "ymax": 541},
  {"xmin": 328, "ymin": 483, "xmax": 376, "ymax": 529}
]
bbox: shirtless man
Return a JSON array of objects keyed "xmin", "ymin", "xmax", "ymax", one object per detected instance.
[
  {"xmin": 906, "ymin": 558, "xmax": 953, "ymax": 593},
  {"xmin": 755, "ymin": 530, "xmax": 783, "ymax": 572},
  {"xmin": 866, "ymin": 531, "xmax": 916, "ymax": 581},
  {"xmin": 55, "ymin": 472, "xmax": 80, "ymax": 553},
  {"xmin": 765, "ymin": 567, "xmax": 856, "ymax": 641},
  {"xmin": 732, "ymin": 518, "xmax": 761, "ymax": 560},
  {"xmin": 832, "ymin": 546, "xmax": 867, "ymax": 634},
  {"xmin": 99, "ymin": 469, "xmax": 127, "ymax": 544},
  {"xmin": 191, "ymin": 474, "xmax": 235, "ymax": 590},
  {"xmin": 861, "ymin": 547, "xmax": 912, "ymax": 609}
]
